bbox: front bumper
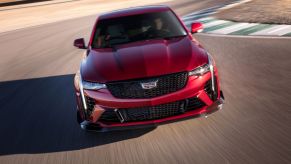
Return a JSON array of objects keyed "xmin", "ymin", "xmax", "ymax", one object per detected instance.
[
  {"xmin": 75, "ymin": 71, "xmax": 223, "ymax": 131},
  {"xmin": 79, "ymin": 97, "xmax": 224, "ymax": 132}
]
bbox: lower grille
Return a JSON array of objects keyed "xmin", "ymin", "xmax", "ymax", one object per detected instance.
[
  {"xmin": 120, "ymin": 101, "xmax": 182, "ymax": 122},
  {"xmin": 99, "ymin": 97, "xmax": 205, "ymax": 122}
]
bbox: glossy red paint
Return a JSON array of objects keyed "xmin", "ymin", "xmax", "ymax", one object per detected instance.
[
  {"xmin": 74, "ymin": 5, "xmax": 223, "ymax": 131},
  {"xmin": 82, "ymin": 37, "xmax": 208, "ymax": 83}
]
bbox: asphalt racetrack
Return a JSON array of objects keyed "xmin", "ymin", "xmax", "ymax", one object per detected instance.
[{"xmin": 0, "ymin": 0, "xmax": 290, "ymax": 163}]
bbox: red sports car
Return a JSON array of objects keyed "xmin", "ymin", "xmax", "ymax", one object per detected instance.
[{"xmin": 73, "ymin": 5, "xmax": 224, "ymax": 131}]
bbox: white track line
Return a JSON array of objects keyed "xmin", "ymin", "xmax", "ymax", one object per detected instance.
[
  {"xmin": 196, "ymin": 32, "xmax": 291, "ymax": 39},
  {"xmin": 184, "ymin": 21, "xmax": 194, "ymax": 26},
  {"xmin": 203, "ymin": 20, "xmax": 229, "ymax": 28},
  {"xmin": 217, "ymin": 0, "xmax": 252, "ymax": 11},
  {"xmin": 182, "ymin": 12, "xmax": 216, "ymax": 21},
  {"xmin": 184, "ymin": 17, "xmax": 216, "ymax": 26},
  {"xmin": 182, "ymin": 0, "xmax": 291, "ymax": 37},
  {"xmin": 208, "ymin": 23, "xmax": 257, "ymax": 34},
  {"xmin": 184, "ymin": 18, "xmax": 216, "ymax": 26},
  {"xmin": 183, "ymin": 5, "xmax": 222, "ymax": 18},
  {"xmin": 196, "ymin": 17, "xmax": 215, "ymax": 22},
  {"xmin": 250, "ymin": 25, "xmax": 291, "ymax": 36}
]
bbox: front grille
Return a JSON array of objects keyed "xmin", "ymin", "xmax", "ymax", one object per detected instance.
[
  {"xmin": 99, "ymin": 97, "xmax": 205, "ymax": 122},
  {"xmin": 204, "ymin": 76, "xmax": 218, "ymax": 101},
  {"xmin": 106, "ymin": 72, "xmax": 188, "ymax": 99}
]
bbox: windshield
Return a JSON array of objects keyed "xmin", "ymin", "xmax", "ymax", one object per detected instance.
[{"xmin": 92, "ymin": 10, "xmax": 187, "ymax": 48}]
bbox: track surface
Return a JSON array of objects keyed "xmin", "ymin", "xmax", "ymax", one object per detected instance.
[{"xmin": 0, "ymin": 0, "xmax": 291, "ymax": 163}]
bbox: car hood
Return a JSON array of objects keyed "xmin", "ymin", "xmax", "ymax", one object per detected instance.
[{"xmin": 81, "ymin": 36, "xmax": 208, "ymax": 83}]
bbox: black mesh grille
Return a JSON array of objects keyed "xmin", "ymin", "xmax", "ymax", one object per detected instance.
[
  {"xmin": 204, "ymin": 76, "xmax": 218, "ymax": 101},
  {"xmin": 99, "ymin": 97, "xmax": 205, "ymax": 122},
  {"xmin": 99, "ymin": 109, "xmax": 119, "ymax": 122},
  {"xmin": 187, "ymin": 97, "xmax": 206, "ymax": 110},
  {"xmin": 106, "ymin": 72, "xmax": 188, "ymax": 99},
  {"xmin": 120, "ymin": 101, "xmax": 182, "ymax": 121},
  {"xmin": 85, "ymin": 96, "xmax": 95, "ymax": 115}
]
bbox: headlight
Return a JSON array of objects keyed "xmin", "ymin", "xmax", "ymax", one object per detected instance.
[
  {"xmin": 82, "ymin": 81, "xmax": 106, "ymax": 90},
  {"xmin": 76, "ymin": 70, "xmax": 106, "ymax": 111},
  {"xmin": 188, "ymin": 64, "xmax": 210, "ymax": 76}
]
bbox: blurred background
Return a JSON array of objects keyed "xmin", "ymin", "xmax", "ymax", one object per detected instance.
[{"xmin": 0, "ymin": 0, "xmax": 290, "ymax": 164}]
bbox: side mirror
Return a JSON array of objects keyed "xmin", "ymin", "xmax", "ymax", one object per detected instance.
[
  {"xmin": 191, "ymin": 22, "xmax": 203, "ymax": 34},
  {"xmin": 74, "ymin": 38, "xmax": 86, "ymax": 49}
]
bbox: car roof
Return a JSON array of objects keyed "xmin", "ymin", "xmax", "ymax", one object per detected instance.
[{"xmin": 98, "ymin": 5, "xmax": 171, "ymax": 20}]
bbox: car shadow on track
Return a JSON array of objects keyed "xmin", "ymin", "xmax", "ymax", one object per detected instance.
[{"xmin": 0, "ymin": 74, "xmax": 155, "ymax": 155}]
